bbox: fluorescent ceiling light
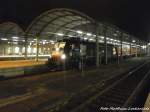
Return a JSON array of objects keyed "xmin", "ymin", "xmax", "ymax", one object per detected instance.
[
  {"xmin": 1, "ymin": 38, "xmax": 8, "ymax": 40},
  {"xmin": 84, "ymin": 38, "xmax": 88, "ymax": 40},
  {"xmin": 57, "ymin": 33, "xmax": 64, "ymax": 36},
  {"xmin": 77, "ymin": 30, "xmax": 83, "ymax": 34},
  {"xmin": 12, "ymin": 36, "xmax": 19, "ymax": 39},
  {"xmin": 86, "ymin": 33, "xmax": 92, "ymax": 36},
  {"xmin": 100, "ymin": 36, "xmax": 104, "ymax": 39}
]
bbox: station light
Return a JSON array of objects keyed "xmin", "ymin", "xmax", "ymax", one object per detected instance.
[
  {"xmin": 110, "ymin": 38, "xmax": 113, "ymax": 41},
  {"xmin": 142, "ymin": 45, "xmax": 146, "ymax": 49},
  {"xmin": 89, "ymin": 38, "xmax": 94, "ymax": 41},
  {"xmin": 27, "ymin": 47, "xmax": 31, "ymax": 53},
  {"xmin": 113, "ymin": 33, "xmax": 118, "ymax": 36},
  {"xmin": 15, "ymin": 47, "xmax": 20, "ymax": 54},
  {"xmin": 86, "ymin": 33, "xmax": 92, "ymax": 36},
  {"xmin": 61, "ymin": 54, "xmax": 66, "ymax": 60},
  {"xmin": 68, "ymin": 35, "xmax": 73, "ymax": 37},
  {"xmin": 84, "ymin": 38, "xmax": 88, "ymax": 40},
  {"xmin": 43, "ymin": 41, "xmax": 46, "ymax": 45},
  {"xmin": 56, "ymin": 48, "xmax": 59, "ymax": 51},
  {"xmin": 33, "ymin": 48, "xmax": 36, "ymax": 53},
  {"xmin": 93, "ymin": 35, "xmax": 96, "ymax": 37},
  {"xmin": 12, "ymin": 36, "xmax": 19, "ymax": 39},
  {"xmin": 57, "ymin": 33, "xmax": 64, "ymax": 36},
  {"xmin": 77, "ymin": 30, "xmax": 83, "ymax": 34},
  {"xmin": 1, "ymin": 38, "xmax": 8, "ymax": 41},
  {"xmin": 132, "ymin": 40, "xmax": 136, "ymax": 43}
]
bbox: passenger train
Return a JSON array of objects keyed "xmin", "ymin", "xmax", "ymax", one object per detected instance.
[{"xmin": 46, "ymin": 37, "xmax": 138, "ymax": 70}]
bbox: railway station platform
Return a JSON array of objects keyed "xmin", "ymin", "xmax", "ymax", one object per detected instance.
[
  {"xmin": 0, "ymin": 60, "xmax": 47, "ymax": 78},
  {"xmin": 0, "ymin": 60, "xmax": 46, "ymax": 69},
  {"xmin": 0, "ymin": 57, "xmax": 149, "ymax": 112}
]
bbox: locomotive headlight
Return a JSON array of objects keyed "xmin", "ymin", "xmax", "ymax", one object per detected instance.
[
  {"xmin": 61, "ymin": 54, "xmax": 66, "ymax": 60},
  {"xmin": 56, "ymin": 48, "xmax": 59, "ymax": 51}
]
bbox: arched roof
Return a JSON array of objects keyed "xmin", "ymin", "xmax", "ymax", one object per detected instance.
[
  {"xmin": 0, "ymin": 22, "xmax": 25, "ymax": 39},
  {"xmin": 26, "ymin": 8, "xmax": 97, "ymax": 41}
]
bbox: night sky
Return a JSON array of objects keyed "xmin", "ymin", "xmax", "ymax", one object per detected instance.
[{"xmin": 0, "ymin": 0, "xmax": 150, "ymax": 41}]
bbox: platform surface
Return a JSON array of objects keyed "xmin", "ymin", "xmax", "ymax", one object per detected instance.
[
  {"xmin": 143, "ymin": 93, "xmax": 150, "ymax": 112},
  {"xmin": 0, "ymin": 60, "xmax": 46, "ymax": 69}
]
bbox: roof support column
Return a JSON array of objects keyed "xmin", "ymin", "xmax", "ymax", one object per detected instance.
[
  {"xmin": 136, "ymin": 41, "xmax": 138, "ymax": 57},
  {"xmin": 145, "ymin": 42, "xmax": 148, "ymax": 55},
  {"xmin": 35, "ymin": 36, "xmax": 39, "ymax": 62},
  {"xmin": 24, "ymin": 37, "xmax": 28, "ymax": 60},
  {"xmin": 130, "ymin": 37, "xmax": 132, "ymax": 56},
  {"xmin": 104, "ymin": 26, "xmax": 108, "ymax": 65},
  {"xmin": 96, "ymin": 24, "xmax": 100, "ymax": 68},
  {"xmin": 120, "ymin": 32, "xmax": 123, "ymax": 61}
]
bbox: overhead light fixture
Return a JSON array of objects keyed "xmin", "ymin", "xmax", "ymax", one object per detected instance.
[
  {"xmin": 93, "ymin": 35, "xmax": 96, "ymax": 37},
  {"xmin": 12, "ymin": 36, "xmax": 19, "ymax": 39},
  {"xmin": 68, "ymin": 35, "xmax": 73, "ymax": 37},
  {"xmin": 84, "ymin": 37, "xmax": 88, "ymax": 40},
  {"xmin": 61, "ymin": 54, "xmax": 66, "ymax": 60},
  {"xmin": 57, "ymin": 33, "xmax": 64, "ymax": 36},
  {"xmin": 132, "ymin": 40, "xmax": 136, "ymax": 43},
  {"xmin": 89, "ymin": 38, "xmax": 94, "ymax": 41},
  {"xmin": 100, "ymin": 36, "xmax": 104, "ymax": 39},
  {"xmin": 1, "ymin": 38, "xmax": 8, "ymax": 40},
  {"xmin": 86, "ymin": 33, "xmax": 92, "ymax": 36},
  {"xmin": 77, "ymin": 30, "xmax": 83, "ymax": 34},
  {"xmin": 43, "ymin": 41, "xmax": 46, "ymax": 45}
]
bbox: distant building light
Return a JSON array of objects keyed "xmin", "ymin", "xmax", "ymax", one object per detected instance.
[
  {"xmin": 57, "ymin": 33, "xmax": 64, "ymax": 36},
  {"xmin": 77, "ymin": 30, "xmax": 83, "ymax": 34},
  {"xmin": 1, "ymin": 38, "xmax": 8, "ymax": 41},
  {"xmin": 86, "ymin": 33, "xmax": 92, "ymax": 36}
]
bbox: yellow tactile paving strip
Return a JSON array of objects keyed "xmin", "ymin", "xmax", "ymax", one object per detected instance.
[{"xmin": 0, "ymin": 60, "xmax": 46, "ymax": 69}]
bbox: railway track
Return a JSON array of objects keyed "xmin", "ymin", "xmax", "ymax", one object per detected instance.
[{"xmin": 51, "ymin": 61, "xmax": 150, "ymax": 112}]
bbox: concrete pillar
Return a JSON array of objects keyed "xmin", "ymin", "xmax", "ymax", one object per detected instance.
[
  {"xmin": 104, "ymin": 26, "xmax": 108, "ymax": 65},
  {"xmin": 96, "ymin": 24, "xmax": 100, "ymax": 67},
  {"xmin": 130, "ymin": 37, "xmax": 132, "ymax": 56},
  {"xmin": 136, "ymin": 41, "xmax": 138, "ymax": 57},
  {"xmin": 120, "ymin": 33, "xmax": 123, "ymax": 61},
  {"xmin": 24, "ymin": 37, "xmax": 28, "ymax": 60},
  {"xmin": 35, "ymin": 37, "xmax": 39, "ymax": 62}
]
